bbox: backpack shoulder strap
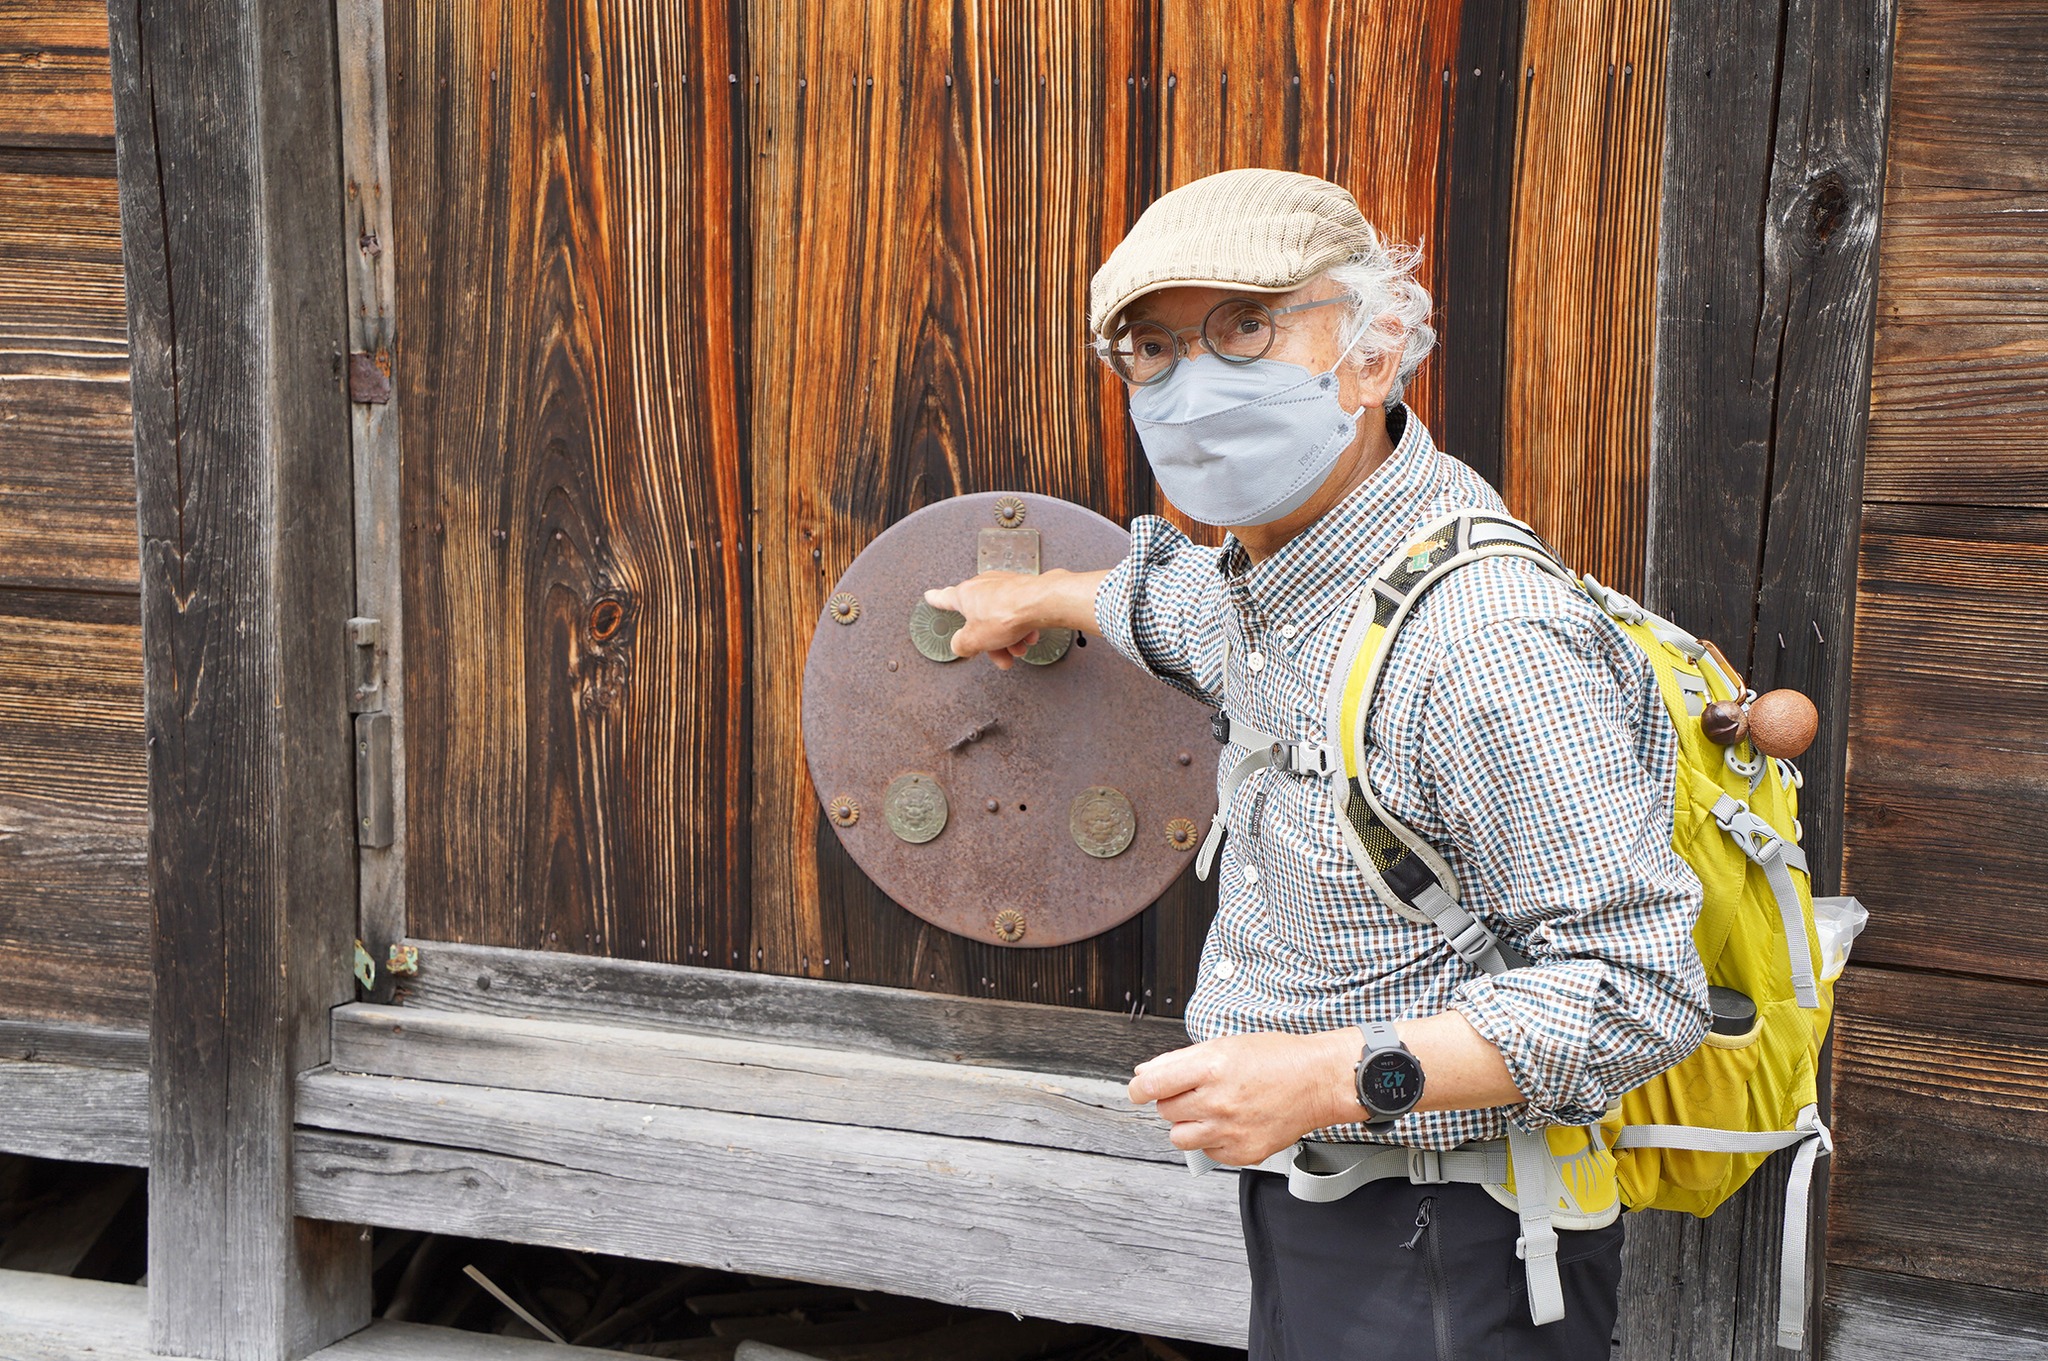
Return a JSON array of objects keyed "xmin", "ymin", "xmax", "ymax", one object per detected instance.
[{"xmin": 1322, "ymin": 509, "xmax": 1580, "ymax": 975}]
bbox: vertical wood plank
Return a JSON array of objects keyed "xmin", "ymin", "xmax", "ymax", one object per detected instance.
[
  {"xmin": 1502, "ymin": 0, "xmax": 1669, "ymax": 596},
  {"xmin": 335, "ymin": 0, "xmax": 408, "ymax": 963},
  {"xmin": 1626, "ymin": 1, "xmax": 1896, "ymax": 1358},
  {"xmin": 747, "ymin": 1, "xmax": 1178, "ymax": 1013},
  {"xmin": 1151, "ymin": 0, "xmax": 1466, "ymax": 460},
  {"xmin": 104, "ymin": 0, "xmax": 371, "ymax": 1349},
  {"xmin": 390, "ymin": 0, "xmax": 753, "ymax": 971},
  {"xmin": 1433, "ymin": 2, "xmax": 1527, "ymax": 490}
]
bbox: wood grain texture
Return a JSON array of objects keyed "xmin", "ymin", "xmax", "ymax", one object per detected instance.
[
  {"xmin": 1865, "ymin": 189, "xmax": 2048, "ymax": 506},
  {"xmin": 389, "ymin": 0, "xmax": 753, "ymax": 973},
  {"xmin": 0, "ymin": 150, "xmax": 137, "ymax": 593},
  {"xmin": 1829, "ymin": 966, "xmax": 2048, "ymax": 1295},
  {"xmin": 389, "ymin": 939, "xmax": 1190, "ymax": 1081},
  {"xmin": 338, "ymin": 0, "xmax": 411, "ymax": 960},
  {"xmin": 1841, "ymin": 504, "xmax": 2048, "ymax": 982},
  {"xmin": 1635, "ymin": 3, "xmax": 1895, "ymax": 1358},
  {"xmin": 0, "ymin": 592, "xmax": 147, "ymax": 1030},
  {"xmin": 1150, "ymin": 0, "xmax": 1464, "ymax": 478},
  {"xmin": 0, "ymin": 1017, "xmax": 147, "ymax": 1067},
  {"xmin": 744, "ymin": 0, "xmax": 1180, "ymax": 1012},
  {"xmin": 105, "ymin": 0, "xmax": 370, "ymax": 1347},
  {"xmin": 1646, "ymin": 0, "xmax": 1895, "ymax": 899},
  {"xmin": 1883, "ymin": 0, "xmax": 2048, "ymax": 195},
  {"xmin": 0, "ymin": 1058, "xmax": 147, "ymax": 1164},
  {"xmin": 1824, "ymin": 1266, "xmax": 2048, "ymax": 1361},
  {"xmin": 1502, "ymin": 0, "xmax": 1668, "ymax": 596},
  {"xmin": 294, "ymin": 1072, "xmax": 1253, "ymax": 1346},
  {"xmin": 328, "ymin": 1003, "xmax": 1179, "ymax": 1163},
  {"xmin": 1863, "ymin": 0, "xmax": 2048, "ymax": 505},
  {"xmin": 0, "ymin": 0, "xmax": 115, "ymax": 148}
]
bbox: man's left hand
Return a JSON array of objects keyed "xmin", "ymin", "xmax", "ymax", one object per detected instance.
[{"xmin": 1129, "ymin": 1029, "xmax": 1362, "ymax": 1167}]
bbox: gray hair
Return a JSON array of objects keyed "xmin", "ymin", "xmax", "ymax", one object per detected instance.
[{"xmin": 1323, "ymin": 229, "xmax": 1436, "ymax": 403}]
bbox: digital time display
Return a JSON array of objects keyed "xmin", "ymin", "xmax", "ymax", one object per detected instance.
[{"xmin": 1359, "ymin": 1049, "xmax": 1423, "ymax": 1117}]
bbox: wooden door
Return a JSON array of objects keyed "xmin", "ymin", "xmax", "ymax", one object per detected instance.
[{"xmin": 383, "ymin": 0, "xmax": 1668, "ymax": 1017}]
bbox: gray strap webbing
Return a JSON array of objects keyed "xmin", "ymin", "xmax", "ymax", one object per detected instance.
[
  {"xmin": 1183, "ymin": 1138, "xmax": 1511, "ymax": 1195},
  {"xmin": 1611, "ymin": 1107, "xmax": 1832, "ymax": 1351},
  {"xmin": 1713, "ymin": 795, "xmax": 1820, "ymax": 1007},
  {"xmin": 1505, "ymin": 1126, "xmax": 1565, "ymax": 1326},
  {"xmin": 1408, "ymin": 878, "xmax": 1516, "ymax": 976},
  {"xmin": 1196, "ymin": 716, "xmax": 1340, "ymax": 881}
]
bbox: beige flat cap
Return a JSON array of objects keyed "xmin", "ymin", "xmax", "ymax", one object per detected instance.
[{"xmin": 1089, "ymin": 168, "xmax": 1375, "ymax": 335}]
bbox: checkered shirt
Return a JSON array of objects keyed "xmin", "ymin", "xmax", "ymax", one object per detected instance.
[{"xmin": 1095, "ymin": 406, "xmax": 1711, "ymax": 1149}]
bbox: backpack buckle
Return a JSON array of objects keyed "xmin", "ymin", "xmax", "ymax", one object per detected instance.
[
  {"xmin": 1713, "ymin": 796, "xmax": 1785, "ymax": 866},
  {"xmin": 1269, "ymin": 740, "xmax": 1338, "ymax": 777},
  {"xmin": 1407, "ymin": 1148, "xmax": 1447, "ymax": 1184}
]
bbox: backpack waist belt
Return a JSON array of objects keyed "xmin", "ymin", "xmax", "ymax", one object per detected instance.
[{"xmin": 1182, "ymin": 1130, "xmax": 1568, "ymax": 1327}]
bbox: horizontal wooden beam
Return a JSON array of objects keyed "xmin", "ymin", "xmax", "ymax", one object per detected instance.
[
  {"xmin": 0, "ymin": 1058, "xmax": 147, "ymax": 1165},
  {"xmin": 293, "ymin": 1070, "xmax": 1251, "ymax": 1347},
  {"xmin": 0, "ymin": 1268, "xmax": 622, "ymax": 1361},
  {"xmin": 393, "ymin": 939, "xmax": 1191, "ymax": 1082},
  {"xmin": 1824, "ymin": 1266, "xmax": 2048, "ymax": 1361},
  {"xmin": 0, "ymin": 1019, "xmax": 147, "ymax": 1069},
  {"xmin": 331, "ymin": 1003, "xmax": 1177, "ymax": 1164}
]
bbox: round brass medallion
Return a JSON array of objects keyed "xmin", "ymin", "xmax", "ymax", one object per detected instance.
[
  {"xmin": 1069, "ymin": 786, "xmax": 1136, "ymax": 859},
  {"xmin": 908, "ymin": 600, "xmax": 966, "ymax": 663},
  {"xmin": 884, "ymin": 773, "xmax": 949, "ymax": 844}
]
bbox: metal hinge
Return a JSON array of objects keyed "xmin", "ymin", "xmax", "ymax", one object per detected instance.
[{"xmin": 348, "ymin": 617, "xmax": 393, "ymax": 847}]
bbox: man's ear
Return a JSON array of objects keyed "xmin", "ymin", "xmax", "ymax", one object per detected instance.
[{"xmin": 1344, "ymin": 337, "xmax": 1403, "ymax": 410}]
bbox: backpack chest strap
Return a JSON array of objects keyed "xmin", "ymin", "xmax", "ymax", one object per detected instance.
[{"xmin": 1194, "ymin": 713, "xmax": 1341, "ymax": 881}]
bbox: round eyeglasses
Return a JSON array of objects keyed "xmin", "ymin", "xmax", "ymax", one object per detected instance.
[{"xmin": 1097, "ymin": 294, "xmax": 1349, "ymax": 387}]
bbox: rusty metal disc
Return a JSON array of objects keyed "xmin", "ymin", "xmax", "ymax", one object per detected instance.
[{"xmin": 801, "ymin": 492, "xmax": 1217, "ymax": 947}]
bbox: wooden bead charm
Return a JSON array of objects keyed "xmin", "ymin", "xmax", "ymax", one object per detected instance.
[
  {"xmin": 1747, "ymin": 689, "xmax": 1819, "ymax": 759},
  {"xmin": 1701, "ymin": 700, "xmax": 1750, "ymax": 747}
]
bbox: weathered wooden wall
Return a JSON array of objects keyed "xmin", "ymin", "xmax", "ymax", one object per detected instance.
[
  {"xmin": 390, "ymin": 0, "xmax": 1679, "ymax": 1022},
  {"xmin": 0, "ymin": 1, "xmax": 147, "ymax": 1033},
  {"xmin": 1834, "ymin": 0, "xmax": 2048, "ymax": 1317}
]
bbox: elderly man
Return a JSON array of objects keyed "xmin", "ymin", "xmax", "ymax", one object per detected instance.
[{"xmin": 927, "ymin": 169, "xmax": 1709, "ymax": 1360}]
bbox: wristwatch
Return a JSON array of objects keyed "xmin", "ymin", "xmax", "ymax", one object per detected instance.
[{"xmin": 1354, "ymin": 1021, "xmax": 1425, "ymax": 1126}]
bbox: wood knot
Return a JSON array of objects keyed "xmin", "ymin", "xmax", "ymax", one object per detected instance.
[
  {"xmin": 1808, "ymin": 172, "xmax": 1849, "ymax": 244},
  {"xmin": 588, "ymin": 595, "xmax": 629, "ymax": 644}
]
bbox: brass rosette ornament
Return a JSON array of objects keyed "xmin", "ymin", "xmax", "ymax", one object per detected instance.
[{"xmin": 800, "ymin": 492, "xmax": 1218, "ymax": 947}]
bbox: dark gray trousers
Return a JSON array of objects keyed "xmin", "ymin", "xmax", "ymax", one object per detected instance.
[{"xmin": 1239, "ymin": 1169, "xmax": 1625, "ymax": 1361}]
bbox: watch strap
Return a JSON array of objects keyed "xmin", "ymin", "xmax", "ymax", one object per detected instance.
[{"xmin": 1356, "ymin": 1021, "xmax": 1416, "ymax": 1126}]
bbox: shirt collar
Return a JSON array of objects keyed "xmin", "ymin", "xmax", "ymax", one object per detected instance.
[{"xmin": 1216, "ymin": 404, "xmax": 1445, "ymax": 633}]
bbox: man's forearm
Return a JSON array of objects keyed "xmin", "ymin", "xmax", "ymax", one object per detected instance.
[
  {"xmin": 1302, "ymin": 1012, "xmax": 1525, "ymax": 1126},
  {"xmin": 926, "ymin": 567, "xmax": 1110, "ymax": 665},
  {"xmin": 1027, "ymin": 567, "xmax": 1110, "ymax": 635}
]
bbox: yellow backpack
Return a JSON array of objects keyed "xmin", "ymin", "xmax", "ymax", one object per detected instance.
[{"xmin": 1314, "ymin": 509, "xmax": 1858, "ymax": 1350}]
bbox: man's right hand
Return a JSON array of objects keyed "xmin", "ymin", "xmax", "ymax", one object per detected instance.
[{"xmin": 922, "ymin": 567, "xmax": 1108, "ymax": 671}]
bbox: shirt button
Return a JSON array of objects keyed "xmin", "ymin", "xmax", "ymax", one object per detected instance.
[
  {"xmin": 1245, "ymin": 650, "xmax": 1266, "ymax": 672},
  {"xmin": 1243, "ymin": 863, "xmax": 1260, "ymax": 886},
  {"xmin": 1213, "ymin": 955, "xmax": 1237, "ymax": 980},
  {"xmin": 1279, "ymin": 623, "xmax": 1298, "ymax": 640}
]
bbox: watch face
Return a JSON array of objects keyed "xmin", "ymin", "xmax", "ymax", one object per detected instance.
[{"xmin": 1360, "ymin": 1050, "xmax": 1423, "ymax": 1116}]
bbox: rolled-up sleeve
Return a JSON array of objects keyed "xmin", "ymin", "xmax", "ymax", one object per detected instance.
[
  {"xmin": 1092, "ymin": 514, "xmax": 1228, "ymax": 708},
  {"xmin": 1419, "ymin": 615, "xmax": 1711, "ymax": 1130}
]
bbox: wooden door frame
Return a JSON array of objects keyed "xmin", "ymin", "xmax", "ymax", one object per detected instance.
[{"xmin": 107, "ymin": 0, "xmax": 375, "ymax": 1351}]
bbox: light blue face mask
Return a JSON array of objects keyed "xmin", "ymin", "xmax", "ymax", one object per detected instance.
[{"xmin": 1126, "ymin": 352, "xmax": 1362, "ymax": 527}]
